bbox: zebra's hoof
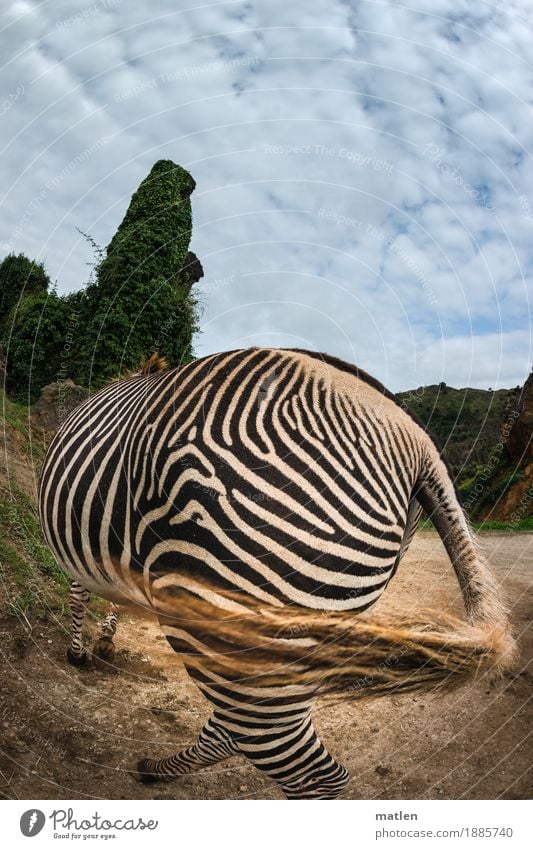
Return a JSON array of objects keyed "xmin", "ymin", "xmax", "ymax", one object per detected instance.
[
  {"xmin": 66, "ymin": 647, "xmax": 88, "ymax": 666},
  {"xmin": 92, "ymin": 636, "xmax": 116, "ymax": 667},
  {"xmin": 131, "ymin": 759, "xmax": 159, "ymax": 784}
]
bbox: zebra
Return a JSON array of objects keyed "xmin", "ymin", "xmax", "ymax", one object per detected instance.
[
  {"xmin": 38, "ymin": 347, "xmax": 515, "ymax": 799},
  {"xmin": 66, "ymin": 581, "xmax": 118, "ymax": 667}
]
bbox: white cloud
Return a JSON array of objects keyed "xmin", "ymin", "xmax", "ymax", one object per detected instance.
[{"xmin": 0, "ymin": 0, "xmax": 531, "ymax": 390}]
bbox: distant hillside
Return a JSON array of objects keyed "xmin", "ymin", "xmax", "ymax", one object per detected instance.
[
  {"xmin": 398, "ymin": 378, "xmax": 532, "ymax": 522},
  {"xmin": 397, "ymin": 382, "xmax": 516, "ymax": 483}
]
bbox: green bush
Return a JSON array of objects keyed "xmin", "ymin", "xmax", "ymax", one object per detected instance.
[
  {"xmin": 474, "ymin": 470, "xmax": 526, "ymax": 513},
  {"xmin": 3, "ymin": 290, "xmax": 71, "ymax": 402},
  {"xmin": 0, "ymin": 253, "xmax": 50, "ymax": 330}
]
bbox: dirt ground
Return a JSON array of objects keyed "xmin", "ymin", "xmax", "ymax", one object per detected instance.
[{"xmin": 0, "ymin": 532, "xmax": 531, "ymax": 801}]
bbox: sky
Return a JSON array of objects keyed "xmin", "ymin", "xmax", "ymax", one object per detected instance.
[{"xmin": 1, "ymin": 0, "xmax": 532, "ymax": 391}]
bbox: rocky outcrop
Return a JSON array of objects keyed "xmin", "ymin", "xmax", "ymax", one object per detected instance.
[
  {"xmin": 186, "ymin": 250, "xmax": 203, "ymax": 281},
  {"xmin": 506, "ymin": 370, "xmax": 533, "ymax": 467},
  {"xmin": 31, "ymin": 380, "xmax": 89, "ymax": 433},
  {"xmin": 477, "ymin": 370, "xmax": 533, "ymax": 523},
  {"xmin": 181, "ymin": 251, "xmax": 204, "ymax": 290}
]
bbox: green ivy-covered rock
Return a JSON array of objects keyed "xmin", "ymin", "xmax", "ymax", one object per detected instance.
[{"xmin": 79, "ymin": 160, "xmax": 199, "ymax": 386}]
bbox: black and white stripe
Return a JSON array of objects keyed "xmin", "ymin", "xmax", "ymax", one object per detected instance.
[
  {"xmin": 65, "ymin": 581, "xmax": 118, "ymax": 666},
  {"xmin": 39, "ymin": 347, "xmax": 508, "ymax": 798}
]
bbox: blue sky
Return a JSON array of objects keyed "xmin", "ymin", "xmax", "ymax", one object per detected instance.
[{"xmin": 1, "ymin": 0, "xmax": 532, "ymax": 390}]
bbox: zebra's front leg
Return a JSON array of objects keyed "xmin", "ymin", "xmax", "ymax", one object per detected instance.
[
  {"xmin": 132, "ymin": 714, "xmax": 240, "ymax": 784},
  {"xmin": 92, "ymin": 603, "xmax": 118, "ymax": 668},
  {"xmin": 66, "ymin": 581, "xmax": 90, "ymax": 666}
]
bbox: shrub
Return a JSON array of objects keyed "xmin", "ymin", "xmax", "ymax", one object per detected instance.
[
  {"xmin": 4, "ymin": 290, "xmax": 71, "ymax": 402},
  {"xmin": 0, "ymin": 253, "xmax": 50, "ymax": 329}
]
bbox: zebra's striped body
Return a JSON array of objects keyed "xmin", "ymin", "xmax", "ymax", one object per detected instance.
[{"xmin": 39, "ymin": 348, "xmax": 512, "ymax": 798}]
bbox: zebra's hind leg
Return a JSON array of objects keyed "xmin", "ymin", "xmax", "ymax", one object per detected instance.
[
  {"xmin": 183, "ymin": 667, "xmax": 349, "ymax": 799},
  {"xmin": 132, "ymin": 714, "xmax": 240, "ymax": 783},
  {"xmin": 156, "ymin": 622, "xmax": 349, "ymax": 798},
  {"xmin": 232, "ymin": 714, "xmax": 350, "ymax": 800},
  {"xmin": 91, "ymin": 603, "xmax": 118, "ymax": 668},
  {"xmin": 66, "ymin": 581, "xmax": 90, "ymax": 666}
]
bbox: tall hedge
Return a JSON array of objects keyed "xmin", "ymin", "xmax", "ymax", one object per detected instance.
[
  {"xmin": 78, "ymin": 159, "xmax": 200, "ymax": 387},
  {"xmin": 4, "ymin": 290, "xmax": 72, "ymax": 402},
  {"xmin": 0, "ymin": 253, "xmax": 50, "ymax": 330}
]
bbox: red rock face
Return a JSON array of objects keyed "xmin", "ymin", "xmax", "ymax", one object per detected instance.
[
  {"xmin": 480, "ymin": 371, "xmax": 533, "ymax": 522},
  {"xmin": 507, "ymin": 371, "xmax": 533, "ymax": 467}
]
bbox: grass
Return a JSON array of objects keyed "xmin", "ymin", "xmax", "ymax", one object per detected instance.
[
  {"xmin": 0, "ymin": 484, "xmax": 71, "ymax": 620},
  {"xmin": 472, "ymin": 516, "xmax": 533, "ymax": 532},
  {"xmin": 0, "ymin": 388, "xmax": 70, "ymax": 622},
  {"xmin": 419, "ymin": 516, "xmax": 533, "ymax": 532},
  {"xmin": 0, "ymin": 390, "xmax": 110, "ymax": 631},
  {"xmin": 0, "ymin": 485, "xmax": 67, "ymax": 581},
  {"xmin": 1, "ymin": 388, "xmax": 48, "ymax": 464}
]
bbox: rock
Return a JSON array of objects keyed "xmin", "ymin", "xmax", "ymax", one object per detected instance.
[
  {"xmin": 506, "ymin": 370, "xmax": 533, "ymax": 467},
  {"xmin": 476, "ymin": 370, "xmax": 533, "ymax": 522},
  {"xmin": 375, "ymin": 764, "xmax": 390, "ymax": 776},
  {"xmin": 180, "ymin": 251, "xmax": 204, "ymax": 291},
  {"xmin": 31, "ymin": 380, "xmax": 90, "ymax": 432}
]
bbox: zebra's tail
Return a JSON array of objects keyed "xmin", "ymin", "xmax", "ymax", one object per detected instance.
[
  {"xmin": 414, "ymin": 447, "xmax": 517, "ymax": 675},
  {"xmin": 152, "ymin": 578, "xmax": 516, "ymax": 703},
  {"xmin": 149, "ymin": 447, "xmax": 516, "ymax": 701}
]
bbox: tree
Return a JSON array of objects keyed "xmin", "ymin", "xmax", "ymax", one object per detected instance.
[
  {"xmin": 0, "ymin": 253, "xmax": 50, "ymax": 329},
  {"xmin": 78, "ymin": 159, "xmax": 201, "ymax": 387},
  {"xmin": 4, "ymin": 290, "xmax": 72, "ymax": 402}
]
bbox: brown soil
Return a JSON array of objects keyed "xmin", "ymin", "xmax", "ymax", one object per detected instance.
[{"xmin": 0, "ymin": 532, "xmax": 531, "ymax": 801}]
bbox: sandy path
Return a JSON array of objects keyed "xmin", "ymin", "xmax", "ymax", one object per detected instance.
[{"xmin": 0, "ymin": 532, "xmax": 531, "ymax": 800}]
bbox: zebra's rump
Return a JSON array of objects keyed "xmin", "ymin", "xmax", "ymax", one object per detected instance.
[
  {"xmin": 39, "ymin": 347, "xmax": 424, "ymax": 612},
  {"xmin": 38, "ymin": 346, "xmax": 515, "ymax": 774}
]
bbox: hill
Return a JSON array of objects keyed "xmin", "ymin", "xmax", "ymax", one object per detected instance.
[
  {"xmin": 397, "ymin": 382, "xmax": 515, "ymax": 482},
  {"xmin": 398, "ymin": 378, "xmax": 532, "ymax": 523}
]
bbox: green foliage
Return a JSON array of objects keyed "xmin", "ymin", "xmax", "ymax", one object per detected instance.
[
  {"xmin": 78, "ymin": 159, "xmax": 198, "ymax": 386},
  {"xmin": 0, "ymin": 253, "xmax": 50, "ymax": 330},
  {"xmin": 397, "ymin": 383, "xmax": 516, "ymax": 491},
  {"xmin": 474, "ymin": 516, "xmax": 533, "ymax": 531},
  {"xmin": 472, "ymin": 471, "xmax": 526, "ymax": 513},
  {"xmin": 0, "ymin": 389, "xmax": 70, "ymax": 621},
  {"xmin": 0, "ymin": 484, "xmax": 70, "ymax": 620},
  {"xmin": 3, "ymin": 290, "xmax": 72, "ymax": 402},
  {"xmin": 456, "ymin": 453, "xmax": 509, "ymax": 499},
  {"xmin": 0, "ymin": 486, "xmax": 66, "ymax": 581},
  {"xmin": 1, "ymin": 388, "xmax": 47, "ymax": 464},
  {"xmin": 419, "ymin": 516, "xmax": 533, "ymax": 532},
  {"xmin": 98, "ymin": 160, "xmax": 194, "ymax": 294},
  {"xmin": 0, "ymin": 160, "xmax": 200, "ymax": 398}
]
